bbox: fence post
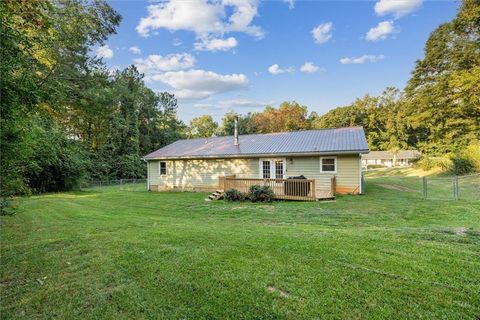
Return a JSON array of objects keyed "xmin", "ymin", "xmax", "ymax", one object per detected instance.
[
  {"xmin": 453, "ymin": 176, "xmax": 459, "ymax": 200},
  {"xmin": 422, "ymin": 177, "xmax": 427, "ymax": 200}
]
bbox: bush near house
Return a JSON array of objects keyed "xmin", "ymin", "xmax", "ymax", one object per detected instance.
[
  {"xmin": 224, "ymin": 188, "xmax": 247, "ymax": 202},
  {"xmin": 248, "ymin": 185, "xmax": 274, "ymax": 202}
]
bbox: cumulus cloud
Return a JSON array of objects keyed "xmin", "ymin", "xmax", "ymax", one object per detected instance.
[
  {"xmin": 134, "ymin": 53, "xmax": 195, "ymax": 74},
  {"xmin": 366, "ymin": 21, "xmax": 396, "ymax": 41},
  {"xmin": 129, "ymin": 46, "xmax": 141, "ymax": 54},
  {"xmin": 194, "ymin": 36, "xmax": 238, "ymax": 52},
  {"xmin": 268, "ymin": 64, "xmax": 293, "ymax": 75},
  {"xmin": 374, "ymin": 0, "xmax": 422, "ymax": 18},
  {"xmin": 96, "ymin": 45, "xmax": 113, "ymax": 59},
  {"xmin": 300, "ymin": 62, "xmax": 320, "ymax": 73},
  {"xmin": 340, "ymin": 55, "xmax": 385, "ymax": 64},
  {"xmin": 152, "ymin": 69, "xmax": 249, "ymax": 100},
  {"xmin": 312, "ymin": 22, "xmax": 333, "ymax": 44},
  {"xmin": 283, "ymin": 0, "xmax": 295, "ymax": 9},
  {"xmin": 136, "ymin": 0, "xmax": 264, "ymax": 42}
]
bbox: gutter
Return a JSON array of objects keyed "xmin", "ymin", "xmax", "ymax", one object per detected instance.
[{"xmin": 141, "ymin": 149, "xmax": 370, "ymax": 161}]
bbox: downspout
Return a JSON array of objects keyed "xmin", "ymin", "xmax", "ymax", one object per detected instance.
[{"xmin": 144, "ymin": 159, "xmax": 150, "ymax": 191}]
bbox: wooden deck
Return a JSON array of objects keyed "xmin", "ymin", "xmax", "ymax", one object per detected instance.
[{"xmin": 219, "ymin": 176, "xmax": 336, "ymax": 201}]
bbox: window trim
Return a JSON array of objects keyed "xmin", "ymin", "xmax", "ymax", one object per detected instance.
[
  {"xmin": 159, "ymin": 161, "xmax": 167, "ymax": 176},
  {"xmin": 320, "ymin": 156, "xmax": 337, "ymax": 173},
  {"xmin": 258, "ymin": 158, "xmax": 286, "ymax": 179}
]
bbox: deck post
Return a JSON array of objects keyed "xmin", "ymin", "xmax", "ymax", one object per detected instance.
[{"xmin": 331, "ymin": 176, "xmax": 336, "ymax": 197}]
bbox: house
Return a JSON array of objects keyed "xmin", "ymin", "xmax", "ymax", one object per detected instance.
[
  {"xmin": 361, "ymin": 150, "xmax": 421, "ymax": 168},
  {"xmin": 143, "ymin": 126, "xmax": 369, "ymax": 199}
]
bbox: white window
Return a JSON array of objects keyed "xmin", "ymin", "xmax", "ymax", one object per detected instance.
[
  {"xmin": 320, "ymin": 157, "xmax": 336, "ymax": 173},
  {"xmin": 262, "ymin": 160, "xmax": 271, "ymax": 178},
  {"xmin": 259, "ymin": 159, "xmax": 286, "ymax": 179},
  {"xmin": 159, "ymin": 161, "xmax": 167, "ymax": 175}
]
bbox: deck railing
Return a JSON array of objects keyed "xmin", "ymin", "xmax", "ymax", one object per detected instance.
[{"xmin": 219, "ymin": 176, "xmax": 320, "ymax": 201}]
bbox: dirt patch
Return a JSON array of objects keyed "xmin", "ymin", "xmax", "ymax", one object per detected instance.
[
  {"xmin": 376, "ymin": 183, "xmax": 416, "ymax": 192},
  {"xmin": 453, "ymin": 227, "xmax": 467, "ymax": 235},
  {"xmin": 266, "ymin": 285, "xmax": 290, "ymax": 298}
]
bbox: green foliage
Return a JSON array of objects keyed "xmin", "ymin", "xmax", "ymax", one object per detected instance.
[
  {"xmin": 450, "ymin": 142, "xmax": 480, "ymax": 175},
  {"xmin": 450, "ymin": 157, "xmax": 475, "ymax": 175},
  {"xmin": 0, "ymin": 198, "xmax": 15, "ymax": 216},
  {"xmin": 187, "ymin": 115, "xmax": 218, "ymax": 138},
  {"xmin": 415, "ymin": 156, "xmax": 452, "ymax": 171},
  {"xmin": 0, "ymin": 0, "xmax": 184, "ymax": 195},
  {"xmin": 248, "ymin": 185, "xmax": 274, "ymax": 202},
  {"xmin": 224, "ymin": 188, "xmax": 247, "ymax": 201}
]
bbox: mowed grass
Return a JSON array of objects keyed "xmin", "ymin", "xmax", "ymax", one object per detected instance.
[{"xmin": 1, "ymin": 180, "xmax": 480, "ymax": 319}]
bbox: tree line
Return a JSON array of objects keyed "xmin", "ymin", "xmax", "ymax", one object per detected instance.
[
  {"xmin": 1, "ymin": 0, "xmax": 479, "ymax": 197},
  {"xmin": 1, "ymin": 0, "xmax": 184, "ymax": 195}
]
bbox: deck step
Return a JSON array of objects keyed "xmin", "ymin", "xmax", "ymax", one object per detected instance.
[{"xmin": 205, "ymin": 190, "xmax": 225, "ymax": 201}]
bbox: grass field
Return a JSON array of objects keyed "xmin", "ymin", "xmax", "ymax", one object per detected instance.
[{"xmin": 1, "ymin": 177, "xmax": 480, "ymax": 319}]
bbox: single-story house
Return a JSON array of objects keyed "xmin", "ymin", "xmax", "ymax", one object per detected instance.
[
  {"xmin": 361, "ymin": 150, "xmax": 421, "ymax": 168},
  {"xmin": 143, "ymin": 126, "xmax": 369, "ymax": 198}
]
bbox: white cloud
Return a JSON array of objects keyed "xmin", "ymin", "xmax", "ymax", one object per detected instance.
[
  {"xmin": 268, "ymin": 64, "xmax": 293, "ymax": 75},
  {"xmin": 173, "ymin": 38, "xmax": 183, "ymax": 46},
  {"xmin": 312, "ymin": 22, "xmax": 333, "ymax": 44},
  {"xmin": 152, "ymin": 69, "xmax": 249, "ymax": 100},
  {"xmin": 374, "ymin": 0, "xmax": 422, "ymax": 18},
  {"xmin": 283, "ymin": 0, "xmax": 295, "ymax": 9},
  {"xmin": 96, "ymin": 45, "xmax": 113, "ymax": 59},
  {"xmin": 365, "ymin": 20, "xmax": 396, "ymax": 41},
  {"xmin": 195, "ymin": 99, "xmax": 267, "ymax": 110},
  {"xmin": 194, "ymin": 36, "xmax": 238, "ymax": 51},
  {"xmin": 129, "ymin": 46, "xmax": 141, "ymax": 54},
  {"xmin": 136, "ymin": 0, "xmax": 264, "ymax": 41},
  {"xmin": 300, "ymin": 62, "xmax": 320, "ymax": 73},
  {"xmin": 340, "ymin": 55, "xmax": 385, "ymax": 64},
  {"xmin": 134, "ymin": 53, "xmax": 195, "ymax": 74}
]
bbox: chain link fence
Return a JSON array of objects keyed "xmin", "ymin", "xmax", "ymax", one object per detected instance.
[
  {"xmin": 422, "ymin": 174, "xmax": 480, "ymax": 201},
  {"xmin": 82, "ymin": 179, "xmax": 147, "ymax": 190}
]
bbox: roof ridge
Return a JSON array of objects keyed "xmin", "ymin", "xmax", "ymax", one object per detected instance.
[{"xmin": 176, "ymin": 126, "xmax": 365, "ymax": 142}]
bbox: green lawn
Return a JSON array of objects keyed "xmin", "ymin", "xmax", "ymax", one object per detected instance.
[{"xmin": 1, "ymin": 179, "xmax": 479, "ymax": 319}]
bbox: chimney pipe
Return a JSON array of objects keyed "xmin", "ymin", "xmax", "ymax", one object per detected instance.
[{"xmin": 234, "ymin": 116, "xmax": 239, "ymax": 146}]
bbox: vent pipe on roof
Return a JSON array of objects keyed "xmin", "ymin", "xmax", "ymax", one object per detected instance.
[{"xmin": 234, "ymin": 116, "xmax": 239, "ymax": 146}]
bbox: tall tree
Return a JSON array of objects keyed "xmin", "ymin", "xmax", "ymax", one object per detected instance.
[
  {"xmin": 404, "ymin": 0, "xmax": 480, "ymax": 154},
  {"xmin": 187, "ymin": 115, "xmax": 218, "ymax": 138}
]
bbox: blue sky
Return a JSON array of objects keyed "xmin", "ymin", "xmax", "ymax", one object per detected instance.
[{"xmin": 99, "ymin": 0, "xmax": 458, "ymax": 122}]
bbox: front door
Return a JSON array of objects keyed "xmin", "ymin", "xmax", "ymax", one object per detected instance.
[{"xmin": 260, "ymin": 159, "xmax": 286, "ymax": 179}]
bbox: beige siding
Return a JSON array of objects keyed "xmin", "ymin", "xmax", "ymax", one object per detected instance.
[
  {"xmin": 148, "ymin": 158, "xmax": 258, "ymax": 192},
  {"xmin": 148, "ymin": 154, "xmax": 361, "ymax": 194},
  {"xmin": 287, "ymin": 154, "xmax": 361, "ymax": 194}
]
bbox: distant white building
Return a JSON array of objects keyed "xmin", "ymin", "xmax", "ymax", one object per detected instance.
[{"xmin": 362, "ymin": 150, "xmax": 421, "ymax": 168}]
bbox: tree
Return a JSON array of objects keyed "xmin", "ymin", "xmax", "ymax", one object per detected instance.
[
  {"xmin": 249, "ymin": 101, "xmax": 310, "ymax": 133},
  {"xmin": 218, "ymin": 111, "xmax": 252, "ymax": 136},
  {"xmin": 187, "ymin": 115, "xmax": 218, "ymax": 138},
  {"xmin": 404, "ymin": 0, "xmax": 480, "ymax": 154}
]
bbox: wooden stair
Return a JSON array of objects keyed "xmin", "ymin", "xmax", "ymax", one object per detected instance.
[{"xmin": 206, "ymin": 190, "xmax": 224, "ymax": 201}]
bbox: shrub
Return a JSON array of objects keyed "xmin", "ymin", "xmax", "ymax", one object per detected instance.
[
  {"xmin": 224, "ymin": 188, "xmax": 246, "ymax": 201},
  {"xmin": 450, "ymin": 156, "xmax": 475, "ymax": 175},
  {"xmin": 415, "ymin": 156, "xmax": 452, "ymax": 171},
  {"xmin": 0, "ymin": 198, "xmax": 16, "ymax": 216},
  {"xmin": 462, "ymin": 143, "xmax": 480, "ymax": 172},
  {"xmin": 248, "ymin": 185, "xmax": 274, "ymax": 202}
]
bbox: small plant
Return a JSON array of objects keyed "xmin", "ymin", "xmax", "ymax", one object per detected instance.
[
  {"xmin": 224, "ymin": 188, "xmax": 247, "ymax": 201},
  {"xmin": 0, "ymin": 198, "xmax": 16, "ymax": 216},
  {"xmin": 248, "ymin": 185, "xmax": 274, "ymax": 202}
]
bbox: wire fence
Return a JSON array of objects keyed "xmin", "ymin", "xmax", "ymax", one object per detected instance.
[
  {"xmin": 422, "ymin": 174, "xmax": 480, "ymax": 201},
  {"xmin": 82, "ymin": 179, "xmax": 147, "ymax": 189}
]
